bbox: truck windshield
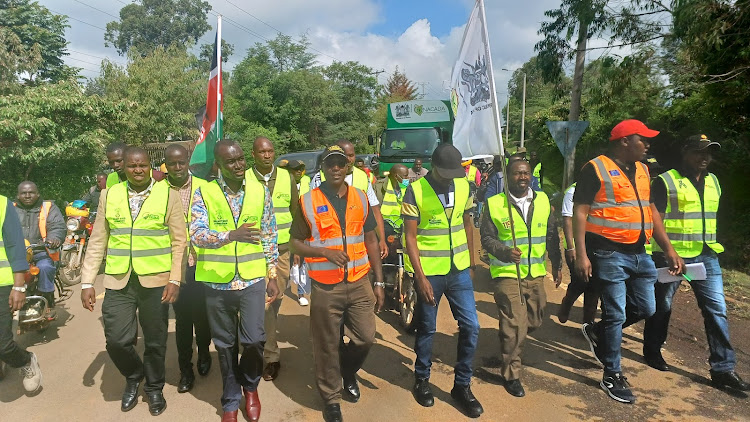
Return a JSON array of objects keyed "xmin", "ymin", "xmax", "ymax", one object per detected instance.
[{"xmin": 380, "ymin": 128, "xmax": 440, "ymax": 158}]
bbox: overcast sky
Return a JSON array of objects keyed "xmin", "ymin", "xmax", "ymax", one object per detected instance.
[{"xmin": 39, "ymin": 0, "xmax": 612, "ymax": 100}]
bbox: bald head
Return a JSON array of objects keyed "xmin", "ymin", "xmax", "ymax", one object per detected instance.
[{"xmin": 389, "ymin": 164, "xmax": 408, "ymax": 184}]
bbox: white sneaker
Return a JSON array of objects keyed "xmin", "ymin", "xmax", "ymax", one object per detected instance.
[
  {"xmin": 20, "ymin": 352, "xmax": 42, "ymax": 393},
  {"xmin": 298, "ymin": 297, "xmax": 309, "ymax": 306}
]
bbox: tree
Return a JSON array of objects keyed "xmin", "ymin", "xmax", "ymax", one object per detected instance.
[
  {"xmin": 383, "ymin": 67, "xmax": 417, "ymax": 100},
  {"xmin": 91, "ymin": 45, "xmax": 205, "ymax": 143},
  {"xmin": 198, "ymin": 39, "xmax": 234, "ymax": 65},
  {"xmin": 105, "ymin": 0, "xmax": 212, "ymax": 56},
  {"xmin": 0, "ymin": 0, "xmax": 76, "ymax": 82},
  {"xmin": 0, "ymin": 81, "xmax": 126, "ymax": 202},
  {"xmin": 0, "ymin": 27, "xmax": 41, "ymax": 93}
]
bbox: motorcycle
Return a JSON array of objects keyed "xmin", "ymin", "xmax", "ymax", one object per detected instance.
[
  {"xmin": 17, "ymin": 243, "xmax": 62, "ymax": 334},
  {"xmin": 58, "ymin": 200, "xmax": 93, "ymax": 286},
  {"xmin": 381, "ymin": 221, "xmax": 417, "ymax": 333}
]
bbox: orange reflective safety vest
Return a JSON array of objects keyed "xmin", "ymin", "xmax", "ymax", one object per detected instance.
[
  {"xmin": 586, "ymin": 155, "xmax": 654, "ymax": 244},
  {"xmin": 300, "ymin": 186, "xmax": 371, "ymax": 284},
  {"xmin": 15, "ymin": 200, "xmax": 59, "ymax": 261}
]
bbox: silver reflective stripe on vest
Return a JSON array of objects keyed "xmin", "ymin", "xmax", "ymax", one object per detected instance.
[
  {"xmin": 590, "ymin": 158, "xmax": 649, "ymax": 209},
  {"xmin": 350, "ymin": 255, "xmax": 369, "ymax": 269},
  {"xmin": 278, "ymin": 222, "xmax": 292, "ymax": 230},
  {"xmin": 110, "ymin": 228, "xmax": 131, "ymax": 235},
  {"xmin": 107, "ymin": 248, "xmax": 131, "ymax": 256},
  {"xmin": 309, "ymin": 238, "xmax": 344, "ymax": 248},
  {"xmin": 132, "ymin": 229, "xmax": 169, "ymax": 236},
  {"xmin": 499, "ymin": 236, "xmax": 546, "ymax": 247},
  {"xmin": 419, "ymin": 249, "xmax": 451, "ymax": 258},
  {"xmin": 667, "ymin": 232, "xmax": 716, "ymax": 242},
  {"xmin": 592, "ymin": 158, "xmax": 615, "ymax": 203},
  {"xmin": 309, "ymin": 261, "xmax": 342, "ymax": 271},
  {"xmin": 302, "ymin": 192, "xmax": 322, "ymax": 243},
  {"xmin": 0, "ymin": 240, "xmax": 4, "ymax": 247},
  {"xmin": 0, "ymin": 261, "xmax": 10, "ymax": 268},
  {"xmin": 587, "ymin": 216, "xmax": 654, "ymax": 231},
  {"xmin": 346, "ymin": 234, "xmax": 365, "ymax": 244},
  {"xmin": 491, "ymin": 256, "xmax": 546, "ymax": 267},
  {"xmin": 589, "ymin": 198, "xmax": 648, "ymax": 209},
  {"xmin": 273, "ymin": 207, "xmax": 288, "ymax": 213},
  {"xmin": 453, "ymin": 243, "xmax": 469, "ymax": 254},
  {"xmin": 237, "ymin": 252, "xmax": 267, "ymax": 263},
  {"xmin": 662, "ymin": 171, "xmax": 680, "ymax": 216},
  {"xmin": 131, "ymin": 247, "xmax": 172, "ymax": 258},
  {"xmin": 417, "ymin": 224, "xmax": 463, "ymax": 236}
]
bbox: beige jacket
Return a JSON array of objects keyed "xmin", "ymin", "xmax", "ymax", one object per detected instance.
[{"xmin": 81, "ymin": 185, "xmax": 187, "ymax": 289}]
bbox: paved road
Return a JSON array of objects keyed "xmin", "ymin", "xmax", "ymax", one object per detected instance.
[{"xmin": 2, "ymin": 259, "xmax": 749, "ymax": 421}]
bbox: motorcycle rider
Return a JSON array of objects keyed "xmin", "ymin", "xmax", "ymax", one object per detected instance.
[
  {"xmin": 374, "ymin": 164, "xmax": 408, "ymax": 231},
  {"xmin": 14, "ymin": 181, "xmax": 66, "ymax": 314},
  {"xmin": 0, "ymin": 193, "xmax": 43, "ymax": 392}
]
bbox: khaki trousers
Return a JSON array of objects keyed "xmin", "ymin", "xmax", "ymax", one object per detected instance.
[
  {"xmin": 264, "ymin": 249, "xmax": 290, "ymax": 364},
  {"xmin": 310, "ymin": 276, "xmax": 375, "ymax": 405},
  {"xmin": 493, "ymin": 276, "xmax": 547, "ymax": 381}
]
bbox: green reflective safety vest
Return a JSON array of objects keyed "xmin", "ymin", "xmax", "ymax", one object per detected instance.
[
  {"xmin": 404, "ymin": 177, "xmax": 471, "ymax": 275},
  {"xmin": 0, "ymin": 195, "xmax": 14, "ymax": 285},
  {"xmin": 267, "ymin": 168, "xmax": 293, "ymax": 244},
  {"xmin": 380, "ymin": 179, "xmax": 403, "ymax": 229},
  {"xmin": 650, "ymin": 169, "xmax": 723, "ymax": 258},
  {"xmin": 532, "ymin": 163, "xmax": 542, "ymax": 178},
  {"xmin": 106, "ymin": 172, "xmax": 122, "ymax": 188},
  {"xmin": 105, "ymin": 181, "xmax": 172, "ymax": 275},
  {"xmin": 158, "ymin": 175, "xmax": 207, "ymax": 236},
  {"xmin": 486, "ymin": 191, "xmax": 550, "ymax": 279},
  {"xmin": 194, "ymin": 180, "xmax": 267, "ymax": 283},
  {"xmin": 321, "ymin": 167, "xmax": 370, "ymax": 191},
  {"xmin": 298, "ymin": 175, "xmax": 311, "ymax": 196}
]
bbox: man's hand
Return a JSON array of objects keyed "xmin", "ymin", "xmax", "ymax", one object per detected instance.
[
  {"xmin": 575, "ymin": 254, "xmax": 592, "ymax": 283},
  {"xmin": 81, "ymin": 287, "xmax": 96, "ymax": 311},
  {"xmin": 266, "ymin": 278, "xmax": 280, "ymax": 304},
  {"xmin": 322, "ymin": 249, "xmax": 349, "ymax": 267},
  {"xmin": 506, "ymin": 247, "xmax": 522, "ymax": 264},
  {"xmin": 415, "ymin": 274, "xmax": 436, "ymax": 307},
  {"xmin": 229, "ymin": 222, "xmax": 261, "ymax": 244},
  {"xmin": 9, "ymin": 290, "xmax": 25, "ymax": 312},
  {"xmin": 47, "ymin": 238, "xmax": 62, "ymax": 249},
  {"xmin": 373, "ymin": 284, "xmax": 385, "ymax": 312},
  {"xmin": 665, "ymin": 249, "xmax": 685, "ymax": 276},
  {"xmin": 161, "ymin": 283, "xmax": 180, "ymax": 304},
  {"xmin": 379, "ymin": 239, "xmax": 388, "ymax": 259},
  {"xmin": 553, "ymin": 269, "xmax": 563, "ymax": 288}
]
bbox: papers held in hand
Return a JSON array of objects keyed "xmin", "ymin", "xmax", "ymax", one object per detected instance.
[{"xmin": 656, "ymin": 262, "xmax": 707, "ymax": 283}]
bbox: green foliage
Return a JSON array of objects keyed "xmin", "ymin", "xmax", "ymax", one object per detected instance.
[
  {"xmin": 105, "ymin": 0, "xmax": 212, "ymax": 56},
  {"xmin": 0, "ymin": 81, "xmax": 126, "ymax": 202},
  {"xmin": 383, "ymin": 67, "xmax": 417, "ymax": 100},
  {"xmin": 0, "ymin": 27, "xmax": 41, "ymax": 94},
  {"xmin": 198, "ymin": 39, "xmax": 234, "ymax": 66},
  {"xmin": 90, "ymin": 45, "xmax": 205, "ymax": 143},
  {"xmin": 0, "ymin": 0, "xmax": 77, "ymax": 82}
]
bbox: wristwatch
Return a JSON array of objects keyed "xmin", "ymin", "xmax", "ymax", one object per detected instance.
[
  {"xmin": 373, "ymin": 281, "xmax": 386, "ymax": 289},
  {"xmin": 12, "ymin": 286, "xmax": 27, "ymax": 293}
]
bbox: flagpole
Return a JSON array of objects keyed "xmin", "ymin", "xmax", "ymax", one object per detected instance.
[
  {"xmin": 216, "ymin": 15, "xmax": 223, "ymax": 140},
  {"xmin": 477, "ymin": 0, "xmax": 524, "ymax": 305}
]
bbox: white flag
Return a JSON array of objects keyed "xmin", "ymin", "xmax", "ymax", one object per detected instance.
[{"xmin": 450, "ymin": 0, "xmax": 504, "ymax": 159}]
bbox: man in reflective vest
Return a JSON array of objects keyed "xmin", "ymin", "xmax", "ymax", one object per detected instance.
[
  {"xmin": 160, "ymin": 144, "xmax": 212, "ymax": 394},
  {"xmin": 0, "ymin": 194, "xmax": 42, "ymax": 392},
  {"xmin": 106, "ymin": 142, "xmax": 128, "ymax": 188},
  {"xmin": 374, "ymin": 164, "xmax": 409, "ymax": 231},
  {"xmin": 529, "ymin": 151, "xmax": 543, "ymax": 191},
  {"xmin": 190, "ymin": 139, "xmax": 280, "ymax": 422},
  {"xmin": 402, "ymin": 144, "xmax": 483, "ymax": 418},
  {"xmin": 310, "ymin": 139, "xmax": 388, "ymax": 260},
  {"xmin": 81, "ymin": 146, "xmax": 186, "ymax": 416},
  {"xmin": 14, "ymin": 181, "xmax": 66, "ymax": 313},
  {"xmin": 248, "ymin": 137, "xmax": 298, "ymax": 382},
  {"xmin": 573, "ymin": 119, "xmax": 684, "ymax": 404},
  {"xmin": 290, "ymin": 145, "xmax": 384, "ymax": 422},
  {"xmin": 286, "ymin": 160, "xmax": 311, "ymax": 304},
  {"xmin": 645, "ymin": 135, "xmax": 749, "ymax": 392},
  {"xmin": 480, "ymin": 159, "xmax": 562, "ymax": 398}
]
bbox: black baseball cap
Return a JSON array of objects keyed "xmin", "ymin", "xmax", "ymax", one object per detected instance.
[
  {"xmin": 286, "ymin": 159, "xmax": 305, "ymax": 170},
  {"xmin": 322, "ymin": 145, "xmax": 348, "ymax": 162},
  {"xmin": 431, "ymin": 144, "xmax": 465, "ymax": 179},
  {"xmin": 684, "ymin": 134, "xmax": 720, "ymax": 152}
]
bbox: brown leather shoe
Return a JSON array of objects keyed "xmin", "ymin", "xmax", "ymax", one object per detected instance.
[
  {"xmin": 262, "ymin": 362, "xmax": 280, "ymax": 381},
  {"xmin": 221, "ymin": 410, "xmax": 238, "ymax": 422},
  {"xmin": 243, "ymin": 389, "xmax": 261, "ymax": 421}
]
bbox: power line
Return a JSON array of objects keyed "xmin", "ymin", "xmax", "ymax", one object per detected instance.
[
  {"xmin": 69, "ymin": 49, "xmax": 126, "ymax": 66},
  {"xmin": 71, "ymin": 0, "xmax": 120, "ymax": 20},
  {"xmin": 49, "ymin": 9, "xmax": 107, "ymax": 31}
]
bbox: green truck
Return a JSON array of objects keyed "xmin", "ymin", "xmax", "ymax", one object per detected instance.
[{"xmin": 369, "ymin": 100, "xmax": 454, "ymax": 175}]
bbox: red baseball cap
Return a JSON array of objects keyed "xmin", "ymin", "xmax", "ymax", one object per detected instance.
[{"xmin": 609, "ymin": 119, "xmax": 660, "ymax": 141}]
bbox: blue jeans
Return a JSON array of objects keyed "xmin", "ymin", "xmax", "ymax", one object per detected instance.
[
  {"xmin": 590, "ymin": 249, "xmax": 657, "ymax": 374},
  {"xmin": 414, "ymin": 269, "xmax": 479, "ymax": 385},
  {"xmin": 644, "ymin": 251, "xmax": 735, "ymax": 373},
  {"xmin": 33, "ymin": 252, "xmax": 56, "ymax": 293}
]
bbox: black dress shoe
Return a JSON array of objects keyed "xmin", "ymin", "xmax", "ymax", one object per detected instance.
[
  {"xmin": 177, "ymin": 372, "xmax": 195, "ymax": 393},
  {"xmin": 342, "ymin": 377, "xmax": 360, "ymax": 403},
  {"xmin": 711, "ymin": 371, "xmax": 750, "ymax": 392},
  {"xmin": 262, "ymin": 362, "xmax": 280, "ymax": 381},
  {"xmin": 450, "ymin": 384, "xmax": 484, "ymax": 418},
  {"xmin": 121, "ymin": 377, "xmax": 142, "ymax": 412},
  {"xmin": 413, "ymin": 378, "xmax": 434, "ymax": 407},
  {"xmin": 197, "ymin": 355, "xmax": 212, "ymax": 377},
  {"xmin": 644, "ymin": 353, "xmax": 670, "ymax": 372},
  {"xmin": 147, "ymin": 391, "xmax": 167, "ymax": 416},
  {"xmin": 504, "ymin": 378, "xmax": 526, "ymax": 397},
  {"xmin": 323, "ymin": 403, "xmax": 343, "ymax": 422}
]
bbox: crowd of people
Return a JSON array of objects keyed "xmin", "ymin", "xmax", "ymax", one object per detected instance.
[{"xmin": 0, "ymin": 119, "xmax": 747, "ymax": 421}]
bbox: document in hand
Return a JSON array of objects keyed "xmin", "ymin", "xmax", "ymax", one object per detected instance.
[{"xmin": 657, "ymin": 262, "xmax": 707, "ymax": 283}]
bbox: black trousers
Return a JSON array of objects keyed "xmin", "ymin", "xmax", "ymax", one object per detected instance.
[
  {"xmin": 205, "ymin": 281, "xmax": 266, "ymax": 412},
  {"xmin": 0, "ymin": 286, "xmax": 31, "ymax": 368},
  {"xmin": 173, "ymin": 265, "xmax": 211, "ymax": 373},
  {"xmin": 102, "ymin": 274, "xmax": 168, "ymax": 393}
]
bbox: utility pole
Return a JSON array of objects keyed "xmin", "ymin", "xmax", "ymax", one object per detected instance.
[
  {"xmin": 520, "ymin": 72, "xmax": 527, "ymax": 148},
  {"xmin": 417, "ymin": 82, "xmax": 428, "ymax": 99},
  {"xmin": 506, "ymin": 93, "xmax": 510, "ymax": 143},
  {"xmin": 563, "ymin": 17, "xmax": 588, "ymax": 190}
]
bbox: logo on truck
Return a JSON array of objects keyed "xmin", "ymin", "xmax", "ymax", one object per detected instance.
[{"xmin": 395, "ymin": 103, "xmax": 411, "ymax": 118}]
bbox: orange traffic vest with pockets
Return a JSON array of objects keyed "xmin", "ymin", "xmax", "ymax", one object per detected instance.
[
  {"xmin": 586, "ymin": 155, "xmax": 654, "ymax": 244},
  {"xmin": 300, "ymin": 186, "xmax": 371, "ymax": 284}
]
